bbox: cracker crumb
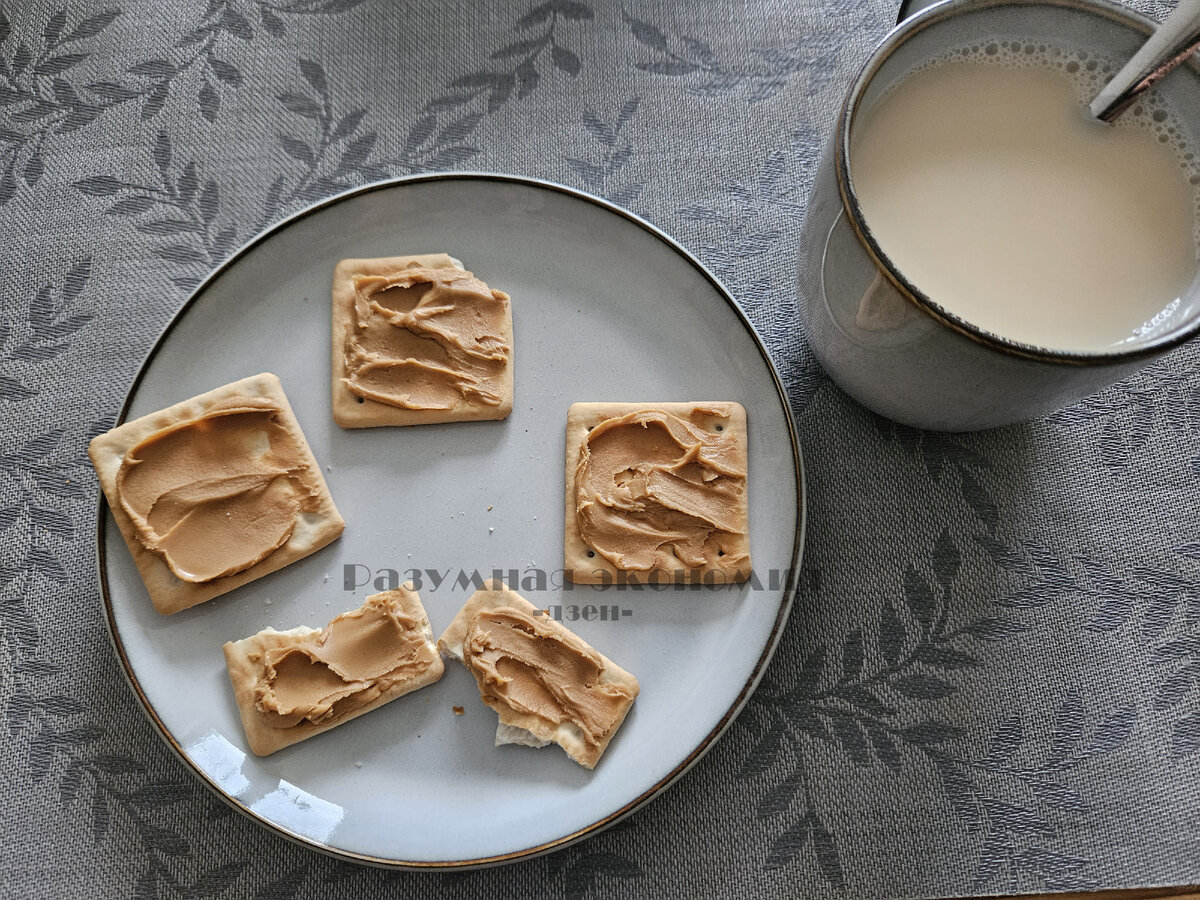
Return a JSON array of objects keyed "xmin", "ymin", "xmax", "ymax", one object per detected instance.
[
  {"xmin": 452, "ymin": 706, "xmax": 464, "ymax": 716},
  {"xmin": 488, "ymin": 527, "xmax": 494, "ymax": 534},
  {"xmin": 265, "ymin": 598, "xmax": 272, "ymax": 605},
  {"xmin": 354, "ymin": 760, "xmax": 363, "ymax": 768},
  {"xmin": 487, "ymin": 505, "xmax": 493, "ymax": 511}
]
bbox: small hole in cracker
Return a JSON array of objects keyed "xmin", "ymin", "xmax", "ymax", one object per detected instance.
[
  {"xmin": 587, "ymin": 550, "xmax": 595, "ymax": 558},
  {"xmin": 718, "ymin": 549, "xmax": 725, "ymax": 556},
  {"xmin": 715, "ymin": 424, "xmax": 724, "ymax": 431},
  {"xmin": 356, "ymin": 397, "xmax": 365, "ymax": 404}
]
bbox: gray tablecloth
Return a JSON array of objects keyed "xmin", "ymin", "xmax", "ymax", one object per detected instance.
[{"xmin": 3, "ymin": 0, "xmax": 1198, "ymax": 897}]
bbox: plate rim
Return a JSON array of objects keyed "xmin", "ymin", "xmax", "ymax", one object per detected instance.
[{"xmin": 94, "ymin": 171, "xmax": 807, "ymax": 869}]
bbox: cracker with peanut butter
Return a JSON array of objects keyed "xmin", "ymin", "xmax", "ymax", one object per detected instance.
[
  {"xmin": 564, "ymin": 401, "xmax": 751, "ymax": 585},
  {"xmin": 224, "ymin": 586, "xmax": 444, "ymax": 756},
  {"xmin": 88, "ymin": 372, "xmax": 344, "ymax": 615},
  {"xmin": 438, "ymin": 580, "xmax": 639, "ymax": 770},
  {"xmin": 331, "ymin": 253, "xmax": 514, "ymax": 428}
]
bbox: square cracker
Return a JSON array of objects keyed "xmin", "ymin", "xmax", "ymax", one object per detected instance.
[
  {"xmin": 88, "ymin": 372, "xmax": 344, "ymax": 615},
  {"xmin": 331, "ymin": 253, "xmax": 514, "ymax": 428},
  {"xmin": 564, "ymin": 401, "xmax": 751, "ymax": 585},
  {"xmin": 438, "ymin": 580, "xmax": 639, "ymax": 769},
  {"xmin": 223, "ymin": 586, "xmax": 444, "ymax": 756}
]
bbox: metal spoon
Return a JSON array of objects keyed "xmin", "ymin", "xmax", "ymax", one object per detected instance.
[{"xmin": 1089, "ymin": 0, "xmax": 1200, "ymax": 122}]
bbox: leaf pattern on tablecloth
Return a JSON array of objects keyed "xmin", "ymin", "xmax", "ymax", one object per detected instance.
[
  {"xmin": 1044, "ymin": 358, "xmax": 1200, "ymax": 475},
  {"xmin": 0, "ymin": 6, "xmax": 122, "ymax": 202},
  {"xmin": 0, "ymin": 258, "xmax": 94, "ymax": 402},
  {"xmin": 979, "ymin": 534, "xmax": 1200, "ymax": 763},
  {"xmin": 961, "ymin": 694, "xmax": 1137, "ymax": 893},
  {"xmin": 0, "ymin": 262, "xmax": 250, "ymax": 897},
  {"xmin": 622, "ymin": 9, "xmax": 854, "ymax": 101},
  {"xmin": 74, "ymin": 132, "xmax": 239, "ymax": 292},
  {"xmin": 740, "ymin": 528, "xmax": 1140, "ymax": 892},
  {"xmin": 874, "ymin": 422, "xmax": 1002, "ymax": 533},
  {"xmin": 565, "ymin": 96, "xmax": 645, "ymax": 207},
  {"xmin": 407, "ymin": 0, "xmax": 595, "ymax": 169},
  {"xmin": 69, "ymin": 0, "xmax": 602, "ymax": 277},
  {"xmin": 0, "ymin": 1, "xmax": 369, "ymax": 209},
  {"xmin": 741, "ymin": 531, "xmax": 993, "ymax": 881},
  {"xmin": 543, "ymin": 819, "xmax": 645, "ymax": 900}
]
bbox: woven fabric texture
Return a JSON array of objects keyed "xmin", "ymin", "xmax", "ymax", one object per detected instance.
[{"xmin": 1, "ymin": 0, "xmax": 1198, "ymax": 897}]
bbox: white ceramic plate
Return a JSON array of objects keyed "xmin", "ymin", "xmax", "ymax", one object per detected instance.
[{"xmin": 97, "ymin": 174, "xmax": 804, "ymax": 867}]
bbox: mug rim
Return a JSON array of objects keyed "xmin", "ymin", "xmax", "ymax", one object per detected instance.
[{"xmin": 836, "ymin": 0, "xmax": 1200, "ymax": 365}]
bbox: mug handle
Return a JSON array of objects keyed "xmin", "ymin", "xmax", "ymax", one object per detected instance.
[{"xmin": 896, "ymin": 0, "xmax": 944, "ymax": 23}]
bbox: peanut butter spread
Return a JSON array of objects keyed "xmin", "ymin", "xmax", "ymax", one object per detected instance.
[
  {"xmin": 253, "ymin": 592, "xmax": 440, "ymax": 729},
  {"xmin": 576, "ymin": 409, "xmax": 748, "ymax": 572},
  {"xmin": 462, "ymin": 606, "xmax": 637, "ymax": 754},
  {"xmin": 343, "ymin": 265, "xmax": 510, "ymax": 410},
  {"xmin": 115, "ymin": 396, "xmax": 315, "ymax": 583}
]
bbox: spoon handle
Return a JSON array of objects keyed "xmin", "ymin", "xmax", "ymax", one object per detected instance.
[{"xmin": 1090, "ymin": 0, "xmax": 1200, "ymax": 122}]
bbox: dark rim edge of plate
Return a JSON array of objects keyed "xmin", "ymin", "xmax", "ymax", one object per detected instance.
[{"xmin": 94, "ymin": 171, "xmax": 807, "ymax": 870}]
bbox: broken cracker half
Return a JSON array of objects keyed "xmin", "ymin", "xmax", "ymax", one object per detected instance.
[
  {"xmin": 331, "ymin": 253, "xmax": 514, "ymax": 428},
  {"xmin": 438, "ymin": 580, "xmax": 639, "ymax": 769},
  {"xmin": 223, "ymin": 586, "xmax": 444, "ymax": 756},
  {"xmin": 564, "ymin": 401, "xmax": 751, "ymax": 585},
  {"xmin": 89, "ymin": 372, "xmax": 344, "ymax": 615}
]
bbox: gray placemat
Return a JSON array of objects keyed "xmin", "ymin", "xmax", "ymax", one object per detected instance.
[{"xmin": 2, "ymin": 0, "xmax": 1198, "ymax": 896}]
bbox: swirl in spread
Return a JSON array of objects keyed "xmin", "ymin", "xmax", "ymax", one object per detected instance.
[
  {"xmin": 343, "ymin": 265, "xmax": 511, "ymax": 410},
  {"xmin": 115, "ymin": 396, "xmax": 315, "ymax": 583},
  {"xmin": 253, "ymin": 590, "xmax": 440, "ymax": 729},
  {"xmin": 575, "ymin": 409, "xmax": 748, "ymax": 573},
  {"xmin": 461, "ymin": 605, "xmax": 638, "ymax": 754}
]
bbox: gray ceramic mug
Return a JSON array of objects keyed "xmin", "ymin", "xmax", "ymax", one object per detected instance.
[{"xmin": 797, "ymin": 0, "xmax": 1200, "ymax": 431}]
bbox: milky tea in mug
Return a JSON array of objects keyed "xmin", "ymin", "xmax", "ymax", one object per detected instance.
[{"xmin": 849, "ymin": 40, "xmax": 1200, "ymax": 353}]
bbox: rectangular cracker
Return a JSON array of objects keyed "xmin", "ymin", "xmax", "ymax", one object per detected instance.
[
  {"xmin": 89, "ymin": 372, "xmax": 344, "ymax": 615},
  {"xmin": 564, "ymin": 401, "xmax": 751, "ymax": 585},
  {"xmin": 331, "ymin": 253, "xmax": 514, "ymax": 428},
  {"xmin": 438, "ymin": 580, "xmax": 639, "ymax": 769},
  {"xmin": 223, "ymin": 586, "xmax": 444, "ymax": 756}
]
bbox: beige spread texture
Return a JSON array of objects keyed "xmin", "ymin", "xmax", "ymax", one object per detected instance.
[
  {"xmin": 115, "ymin": 396, "xmax": 313, "ymax": 584},
  {"xmin": 564, "ymin": 401, "xmax": 751, "ymax": 585},
  {"xmin": 224, "ymin": 586, "xmax": 444, "ymax": 756},
  {"xmin": 438, "ymin": 581, "xmax": 639, "ymax": 769},
  {"xmin": 88, "ymin": 373, "xmax": 344, "ymax": 615},
  {"xmin": 331, "ymin": 253, "xmax": 514, "ymax": 427}
]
